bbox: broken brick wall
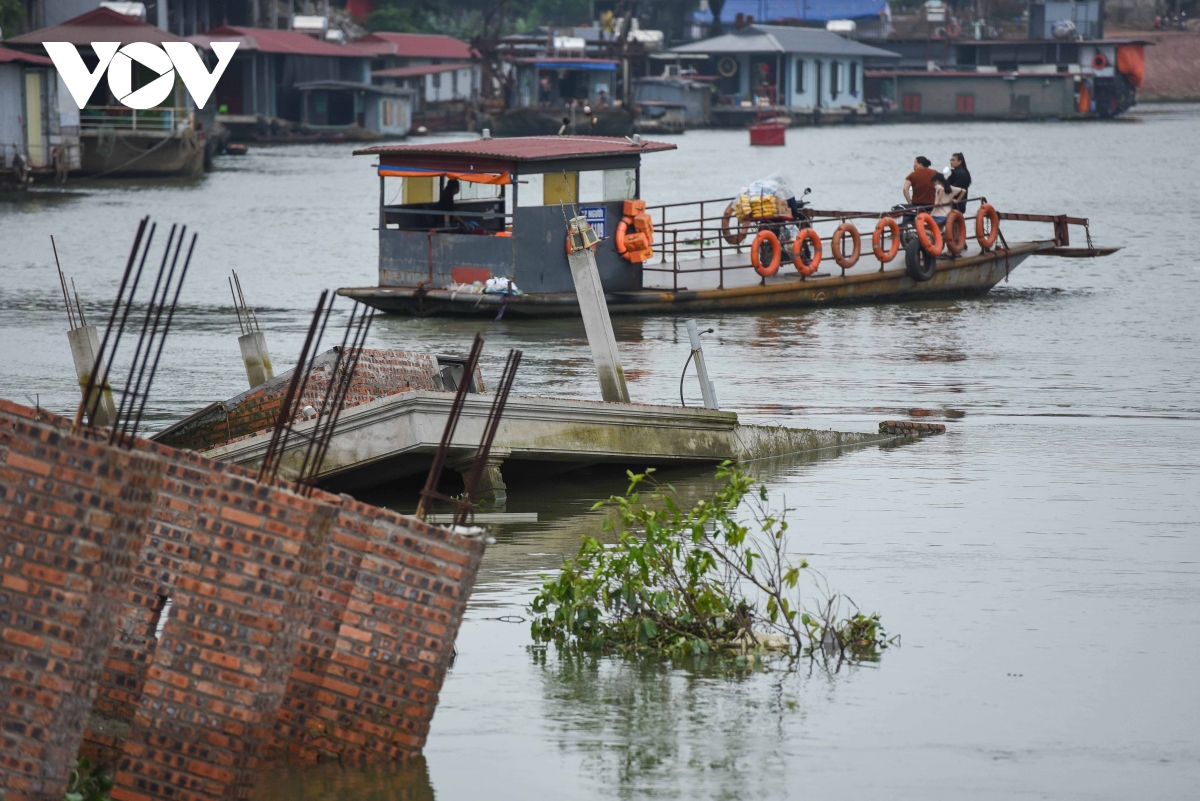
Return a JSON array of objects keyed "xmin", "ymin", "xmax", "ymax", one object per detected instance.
[
  {"xmin": 0, "ymin": 409, "xmax": 162, "ymax": 801},
  {"xmin": 154, "ymin": 349, "xmax": 454, "ymax": 453},
  {"xmin": 272, "ymin": 500, "xmax": 485, "ymax": 764},
  {"xmin": 0, "ymin": 400, "xmax": 486, "ymax": 801}
]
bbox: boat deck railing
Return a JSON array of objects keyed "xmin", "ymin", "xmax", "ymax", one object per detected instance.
[
  {"xmin": 644, "ymin": 196, "xmax": 1088, "ymax": 289},
  {"xmin": 80, "ymin": 106, "xmax": 194, "ymax": 134}
]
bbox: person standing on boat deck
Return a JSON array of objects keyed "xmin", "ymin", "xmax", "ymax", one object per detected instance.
[
  {"xmin": 930, "ymin": 174, "xmax": 965, "ymax": 223},
  {"xmin": 903, "ymin": 156, "xmax": 938, "ymax": 209},
  {"xmin": 946, "ymin": 153, "xmax": 971, "ymax": 213}
]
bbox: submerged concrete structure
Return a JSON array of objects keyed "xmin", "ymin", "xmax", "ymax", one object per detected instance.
[{"xmin": 0, "ymin": 400, "xmax": 486, "ymax": 801}]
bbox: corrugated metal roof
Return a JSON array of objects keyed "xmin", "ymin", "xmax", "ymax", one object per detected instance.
[
  {"xmin": 693, "ymin": 0, "xmax": 888, "ymax": 24},
  {"xmin": 355, "ymin": 135, "xmax": 676, "ymax": 162},
  {"xmin": 373, "ymin": 62, "xmax": 471, "ymax": 78},
  {"xmin": 6, "ymin": 7, "xmax": 190, "ymax": 45},
  {"xmin": 189, "ymin": 26, "xmax": 358, "ymax": 57},
  {"xmin": 0, "ymin": 45, "xmax": 53, "ymax": 65},
  {"xmin": 671, "ymin": 24, "xmax": 900, "ymax": 58},
  {"xmin": 350, "ymin": 32, "xmax": 474, "ymax": 60}
]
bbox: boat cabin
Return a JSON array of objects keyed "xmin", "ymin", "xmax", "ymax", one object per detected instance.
[{"xmin": 355, "ymin": 135, "xmax": 675, "ymax": 294}]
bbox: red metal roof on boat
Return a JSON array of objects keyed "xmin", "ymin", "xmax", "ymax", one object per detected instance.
[
  {"xmin": 349, "ymin": 32, "xmax": 474, "ymax": 60},
  {"xmin": 355, "ymin": 135, "xmax": 676, "ymax": 162},
  {"xmin": 189, "ymin": 26, "xmax": 358, "ymax": 57},
  {"xmin": 0, "ymin": 45, "xmax": 53, "ymax": 65},
  {"xmin": 373, "ymin": 62, "xmax": 471, "ymax": 78},
  {"xmin": 5, "ymin": 7, "xmax": 190, "ymax": 45}
]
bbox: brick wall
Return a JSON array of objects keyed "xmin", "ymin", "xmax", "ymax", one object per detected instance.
[
  {"xmin": 0, "ymin": 411, "xmax": 162, "ymax": 801},
  {"xmin": 0, "ymin": 401, "xmax": 487, "ymax": 801},
  {"xmin": 154, "ymin": 349, "xmax": 454, "ymax": 453},
  {"xmin": 273, "ymin": 501, "xmax": 484, "ymax": 764}
]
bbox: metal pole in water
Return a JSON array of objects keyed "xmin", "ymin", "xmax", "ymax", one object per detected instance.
[
  {"xmin": 566, "ymin": 216, "xmax": 630, "ymax": 404},
  {"xmin": 686, "ymin": 318, "xmax": 719, "ymax": 410}
]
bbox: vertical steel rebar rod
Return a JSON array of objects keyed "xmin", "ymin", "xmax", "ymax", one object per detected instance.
[
  {"xmin": 71, "ymin": 279, "xmax": 87, "ymax": 327},
  {"xmin": 76, "ymin": 216, "xmax": 148, "ymax": 431},
  {"xmin": 303, "ymin": 307, "xmax": 373, "ymax": 493},
  {"xmin": 294, "ymin": 302, "xmax": 357, "ymax": 487},
  {"xmin": 233, "ymin": 270, "xmax": 259, "ymax": 332},
  {"xmin": 229, "ymin": 277, "xmax": 246, "ymax": 335},
  {"xmin": 51, "ymin": 236, "xmax": 76, "ymax": 330},
  {"xmin": 127, "ymin": 232, "xmax": 196, "ymax": 442},
  {"xmin": 114, "ymin": 225, "xmax": 180, "ymax": 441},
  {"xmin": 456, "ymin": 348, "xmax": 522, "ymax": 527},
  {"xmin": 415, "ymin": 333, "xmax": 484, "ymax": 520},
  {"xmin": 259, "ymin": 290, "xmax": 328, "ymax": 483},
  {"xmin": 272, "ymin": 295, "xmax": 334, "ymax": 477}
]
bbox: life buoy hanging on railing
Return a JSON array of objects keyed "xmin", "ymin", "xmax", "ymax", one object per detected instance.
[
  {"xmin": 793, "ymin": 228, "xmax": 822, "ymax": 276},
  {"xmin": 975, "ymin": 204, "xmax": 1000, "ymax": 249},
  {"xmin": 751, "ymin": 229, "xmax": 781, "ymax": 277},
  {"xmin": 944, "ymin": 210, "xmax": 967, "ymax": 256},
  {"xmin": 832, "ymin": 222, "xmax": 861, "ymax": 269},
  {"xmin": 1092, "ymin": 51, "xmax": 1109, "ymax": 70},
  {"xmin": 915, "ymin": 212, "xmax": 944, "ymax": 256},
  {"xmin": 872, "ymin": 217, "xmax": 901, "ymax": 263},
  {"xmin": 945, "ymin": 20, "xmax": 961, "ymax": 37},
  {"xmin": 718, "ymin": 56, "xmax": 738, "ymax": 77}
]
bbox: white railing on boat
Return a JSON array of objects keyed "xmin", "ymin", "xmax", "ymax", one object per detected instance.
[{"xmin": 80, "ymin": 106, "xmax": 194, "ymax": 133}]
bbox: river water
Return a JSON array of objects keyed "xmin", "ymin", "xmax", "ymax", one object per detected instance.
[{"xmin": 3, "ymin": 104, "xmax": 1199, "ymax": 799}]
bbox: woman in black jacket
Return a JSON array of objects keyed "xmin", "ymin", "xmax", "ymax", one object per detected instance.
[{"xmin": 947, "ymin": 152, "xmax": 971, "ymax": 213}]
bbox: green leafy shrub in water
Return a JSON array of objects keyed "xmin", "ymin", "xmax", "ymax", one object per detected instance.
[
  {"xmin": 64, "ymin": 758, "xmax": 113, "ymax": 801},
  {"xmin": 530, "ymin": 462, "xmax": 893, "ymax": 663}
]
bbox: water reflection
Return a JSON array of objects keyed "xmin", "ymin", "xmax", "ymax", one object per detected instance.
[{"xmin": 253, "ymin": 759, "xmax": 433, "ymax": 801}]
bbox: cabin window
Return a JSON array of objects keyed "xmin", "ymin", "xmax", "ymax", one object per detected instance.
[
  {"xmin": 850, "ymin": 62, "xmax": 859, "ymax": 96},
  {"xmin": 794, "ymin": 60, "xmax": 806, "ymax": 93},
  {"xmin": 830, "ymin": 62, "xmax": 840, "ymax": 99},
  {"xmin": 432, "ymin": 72, "xmax": 442, "ymax": 89},
  {"xmin": 603, "ymin": 168, "xmax": 636, "ymax": 201}
]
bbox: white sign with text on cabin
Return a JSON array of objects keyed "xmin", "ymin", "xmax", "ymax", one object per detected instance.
[{"xmin": 43, "ymin": 41, "xmax": 238, "ymax": 110}]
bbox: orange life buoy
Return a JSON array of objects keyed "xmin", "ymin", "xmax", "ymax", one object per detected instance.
[
  {"xmin": 616, "ymin": 213, "xmax": 655, "ymax": 262},
  {"xmin": 975, "ymin": 204, "xmax": 999, "ymax": 249},
  {"xmin": 915, "ymin": 212, "xmax": 944, "ymax": 256},
  {"xmin": 944, "ymin": 210, "xmax": 967, "ymax": 256},
  {"xmin": 872, "ymin": 217, "xmax": 900, "ymax": 263},
  {"xmin": 793, "ymin": 228, "xmax": 822, "ymax": 276},
  {"xmin": 1092, "ymin": 52, "xmax": 1108, "ymax": 70},
  {"xmin": 832, "ymin": 222, "xmax": 861, "ymax": 269},
  {"xmin": 945, "ymin": 20, "xmax": 961, "ymax": 37},
  {"xmin": 615, "ymin": 218, "xmax": 631, "ymax": 254},
  {"xmin": 751, "ymin": 229, "xmax": 782, "ymax": 277},
  {"xmin": 721, "ymin": 203, "xmax": 747, "ymax": 245}
]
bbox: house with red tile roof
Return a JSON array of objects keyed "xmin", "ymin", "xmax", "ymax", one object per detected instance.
[
  {"xmin": 0, "ymin": 45, "xmax": 80, "ymax": 182},
  {"xmin": 356, "ymin": 32, "xmax": 478, "ymax": 131}
]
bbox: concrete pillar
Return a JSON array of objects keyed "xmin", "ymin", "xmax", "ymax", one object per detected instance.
[
  {"xmin": 566, "ymin": 216, "xmax": 630, "ymax": 404},
  {"xmin": 238, "ymin": 330, "xmax": 274, "ymax": 388},
  {"xmin": 450, "ymin": 448, "xmax": 508, "ymax": 509},
  {"xmin": 686, "ymin": 319, "xmax": 719, "ymax": 410},
  {"xmin": 67, "ymin": 324, "xmax": 117, "ymax": 427}
]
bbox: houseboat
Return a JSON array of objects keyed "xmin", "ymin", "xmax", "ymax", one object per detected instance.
[{"xmin": 337, "ymin": 135, "xmax": 1116, "ymax": 318}]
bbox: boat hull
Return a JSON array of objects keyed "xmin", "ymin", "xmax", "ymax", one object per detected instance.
[{"xmin": 340, "ymin": 241, "xmax": 1044, "ymax": 318}]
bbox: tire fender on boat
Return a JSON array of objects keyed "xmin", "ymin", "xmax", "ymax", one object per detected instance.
[
  {"xmin": 793, "ymin": 228, "xmax": 823, "ymax": 276},
  {"xmin": 751, "ymin": 229, "xmax": 782, "ymax": 277},
  {"xmin": 832, "ymin": 222, "xmax": 861, "ymax": 269},
  {"xmin": 975, "ymin": 204, "xmax": 1000, "ymax": 249},
  {"xmin": 916, "ymin": 212, "xmax": 944, "ymax": 256},
  {"xmin": 944, "ymin": 210, "xmax": 968, "ymax": 256},
  {"xmin": 872, "ymin": 217, "xmax": 901, "ymax": 263}
]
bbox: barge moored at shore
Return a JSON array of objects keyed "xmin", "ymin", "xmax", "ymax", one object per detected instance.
[{"xmin": 339, "ymin": 135, "xmax": 1115, "ymax": 318}]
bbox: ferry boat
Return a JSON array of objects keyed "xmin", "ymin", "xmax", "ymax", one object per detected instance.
[{"xmin": 338, "ymin": 136, "xmax": 1116, "ymax": 318}]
